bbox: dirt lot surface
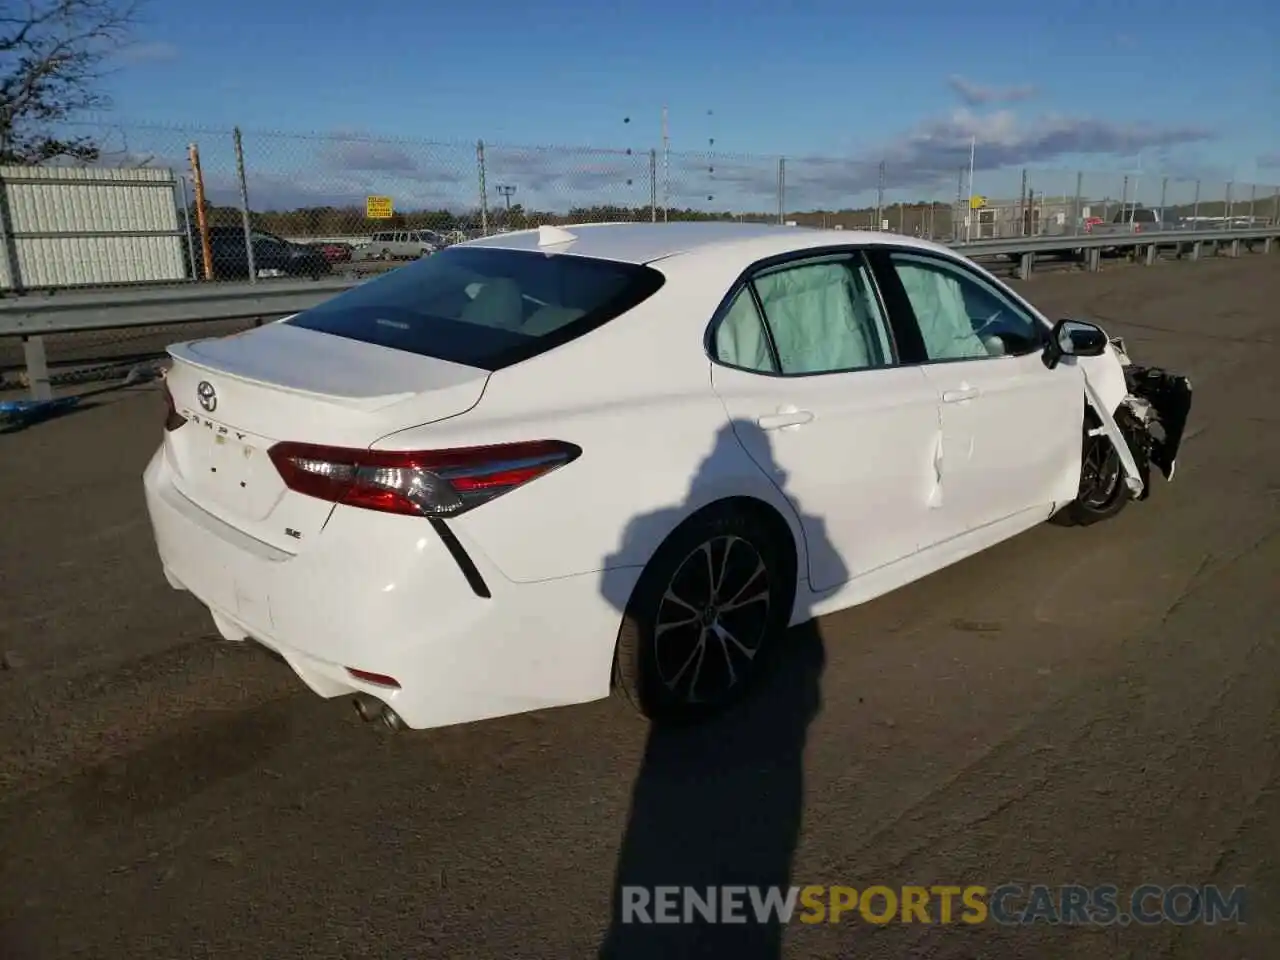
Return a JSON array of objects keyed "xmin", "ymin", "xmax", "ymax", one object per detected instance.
[{"xmin": 1, "ymin": 256, "xmax": 1277, "ymax": 959}]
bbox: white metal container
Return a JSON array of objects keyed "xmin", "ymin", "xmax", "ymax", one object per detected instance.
[{"xmin": 0, "ymin": 165, "xmax": 186, "ymax": 290}]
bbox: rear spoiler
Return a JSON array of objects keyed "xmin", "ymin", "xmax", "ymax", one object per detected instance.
[{"xmin": 167, "ymin": 340, "xmax": 419, "ymax": 412}]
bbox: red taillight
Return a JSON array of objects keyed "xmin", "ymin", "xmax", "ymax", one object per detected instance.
[
  {"xmin": 267, "ymin": 439, "xmax": 581, "ymax": 517},
  {"xmin": 163, "ymin": 381, "xmax": 186, "ymax": 431},
  {"xmin": 346, "ymin": 667, "xmax": 400, "ymax": 688}
]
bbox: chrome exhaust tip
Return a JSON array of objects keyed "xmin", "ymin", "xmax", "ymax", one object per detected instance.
[
  {"xmin": 379, "ymin": 706, "xmax": 405, "ymax": 731},
  {"xmin": 352, "ymin": 693, "xmax": 382, "ymax": 722}
]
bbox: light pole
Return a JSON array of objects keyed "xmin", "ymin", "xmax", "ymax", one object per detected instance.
[
  {"xmin": 966, "ymin": 136, "xmax": 976, "ymax": 242},
  {"xmin": 660, "ymin": 107, "xmax": 669, "ymax": 222},
  {"xmin": 495, "ymin": 184, "xmax": 516, "ymax": 211}
]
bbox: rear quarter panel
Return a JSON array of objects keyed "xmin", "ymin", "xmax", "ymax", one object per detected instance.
[{"xmin": 372, "ymin": 267, "xmax": 809, "ymax": 587}]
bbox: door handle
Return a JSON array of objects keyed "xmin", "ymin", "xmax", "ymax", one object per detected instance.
[
  {"xmin": 942, "ymin": 386, "xmax": 979, "ymax": 403},
  {"xmin": 757, "ymin": 407, "xmax": 814, "ymax": 431}
]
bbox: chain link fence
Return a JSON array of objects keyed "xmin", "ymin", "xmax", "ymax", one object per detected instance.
[
  {"xmin": 0, "ymin": 118, "xmax": 1272, "ymax": 289},
  {"xmin": 3, "ymin": 118, "xmax": 1279, "ymax": 387}
]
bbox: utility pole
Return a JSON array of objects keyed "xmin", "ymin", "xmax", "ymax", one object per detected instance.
[
  {"xmin": 875, "ymin": 160, "xmax": 885, "ymax": 230},
  {"xmin": 661, "ymin": 105, "xmax": 670, "ymax": 223},
  {"xmin": 966, "ymin": 136, "xmax": 976, "ymax": 242},
  {"xmin": 476, "ymin": 140, "xmax": 488, "ymax": 235},
  {"xmin": 1018, "ymin": 168, "xmax": 1028, "ymax": 236},
  {"xmin": 955, "ymin": 167, "xmax": 964, "ymax": 241},
  {"xmin": 777, "ymin": 158, "xmax": 786, "ymax": 224},
  {"xmin": 1132, "ymin": 151, "xmax": 1143, "ymax": 222}
]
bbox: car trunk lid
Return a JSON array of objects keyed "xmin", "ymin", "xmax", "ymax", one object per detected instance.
[{"xmin": 164, "ymin": 322, "xmax": 490, "ymax": 552}]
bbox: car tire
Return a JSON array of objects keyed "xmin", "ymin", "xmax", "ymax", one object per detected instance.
[
  {"xmin": 1051, "ymin": 410, "xmax": 1130, "ymax": 527},
  {"xmin": 612, "ymin": 503, "xmax": 796, "ymax": 725}
]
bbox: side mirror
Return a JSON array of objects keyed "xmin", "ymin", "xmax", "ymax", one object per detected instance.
[{"xmin": 1043, "ymin": 318, "xmax": 1108, "ymax": 369}]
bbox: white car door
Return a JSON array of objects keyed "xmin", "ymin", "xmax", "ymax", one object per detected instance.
[
  {"xmin": 709, "ymin": 251, "xmax": 941, "ymax": 594},
  {"xmin": 874, "ymin": 248, "xmax": 1083, "ymax": 543}
]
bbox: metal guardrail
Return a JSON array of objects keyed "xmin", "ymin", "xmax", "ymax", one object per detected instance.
[
  {"xmin": 947, "ymin": 226, "xmax": 1280, "ymax": 258},
  {"xmin": 2, "ymin": 225, "xmax": 1276, "ymax": 401},
  {"xmin": 955, "ymin": 226, "xmax": 1278, "ymax": 282},
  {"xmin": 0, "ymin": 276, "xmax": 358, "ymax": 337}
]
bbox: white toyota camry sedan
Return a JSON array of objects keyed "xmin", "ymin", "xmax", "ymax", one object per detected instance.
[{"xmin": 144, "ymin": 222, "xmax": 1191, "ymax": 731}]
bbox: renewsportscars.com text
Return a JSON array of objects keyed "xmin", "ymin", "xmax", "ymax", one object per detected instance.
[{"xmin": 621, "ymin": 884, "xmax": 1246, "ymax": 926}]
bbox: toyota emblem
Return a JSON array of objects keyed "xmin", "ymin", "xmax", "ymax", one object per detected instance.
[{"xmin": 196, "ymin": 380, "xmax": 217, "ymax": 413}]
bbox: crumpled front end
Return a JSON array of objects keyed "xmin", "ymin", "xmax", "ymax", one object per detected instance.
[{"xmin": 1106, "ymin": 336, "xmax": 1194, "ymax": 500}]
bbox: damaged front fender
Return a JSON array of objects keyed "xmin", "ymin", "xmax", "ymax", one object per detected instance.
[
  {"xmin": 1083, "ymin": 334, "xmax": 1193, "ymax": 502},
  {"xmin": 1082, "ymin": 375, "xmax": 1146, "ymax": 499}
]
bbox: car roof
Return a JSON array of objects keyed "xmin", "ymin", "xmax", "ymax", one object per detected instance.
[{"xmin": 459, "ymin": 220, "xmax": 953, "ymax": 265}]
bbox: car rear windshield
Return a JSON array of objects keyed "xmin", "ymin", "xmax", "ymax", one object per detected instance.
[{"xmin": 285, "ymin": 246, "xmax": 665, "ymax": 370}]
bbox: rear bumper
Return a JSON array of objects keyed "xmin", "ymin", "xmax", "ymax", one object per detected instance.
[{"xmin": 143, "ymin": 446, "xmax": 633, "ymax": 730}]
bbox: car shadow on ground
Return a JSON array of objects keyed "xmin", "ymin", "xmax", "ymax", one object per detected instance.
[{"xmin": 596, "ymin": 420, "xmax": 844, "ymax": 960}]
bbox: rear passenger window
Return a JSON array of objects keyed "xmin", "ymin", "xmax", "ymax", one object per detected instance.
[
  {"xmin": 752, "ymin": 257, "xmax": 893, "ymax": 375},
  {"xmin": 714, "ymin": 289, "xmax": 777, "ymax": 373}
]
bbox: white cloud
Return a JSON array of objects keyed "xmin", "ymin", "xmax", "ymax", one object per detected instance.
[
  {"xmin": 947, "ymin": 75, "xmax": 1037, "ymax": 106},
  {"xmin": 76, "ymin": 79, "xmax": 1220, "ymax": 213},
  {"xmin": 675, "ymin": 109, "xmax": 1212, "ymax": 209}
]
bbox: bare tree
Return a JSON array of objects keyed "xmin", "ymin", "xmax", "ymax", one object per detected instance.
[{"xmin": 0, "ymin": 0, "xmax": 139, "ymax": 164}]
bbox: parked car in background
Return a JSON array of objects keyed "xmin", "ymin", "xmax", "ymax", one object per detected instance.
[
  {"xmin": 148, "ymin": 221, "xmax": 1191, "ymax": 734},
  {"xmin": 186, "ymin": 227, "xmax": 333, "ymax": 281},
  {"xmin": 1089, "ymin": 207, "xmax": 1185, "ymax": 255},
  {"xmin": 310, "ymin": 241, "xmax": 353, "ymax": 264},
  {"xmin": 1111, "ymin": 207, "xmax": 1171, "ymax": 232},
  {"xmin": 354, "ymin": 230, "xmax": 445, "ymax": 261}
]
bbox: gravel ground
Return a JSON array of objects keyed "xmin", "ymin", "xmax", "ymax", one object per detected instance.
[{"xmin": 0, "ymin": 255, "xmax": 1277, "ymax": 959}]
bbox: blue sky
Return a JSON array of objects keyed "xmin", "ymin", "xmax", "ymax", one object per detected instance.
[{"xmin": 96, "ymin": 0, "xmax": 1280, "ymax": 213}]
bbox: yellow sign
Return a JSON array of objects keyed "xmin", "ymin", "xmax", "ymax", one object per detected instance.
[
  {"xmin": 366, "ymin": 195, "xmax": 393, "ymax": 219},
  {"xmin": 970, "ymin": 195, "xmax": 987, "ymax": 209}
]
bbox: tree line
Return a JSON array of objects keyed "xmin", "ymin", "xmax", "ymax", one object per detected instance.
[
  {"xmin": 196, "ymin": 195, "xmax": 1272, "ymax": 243},
  {"xmin": 200, "ymin": 201, "xmax": 959, "ymax": 239}
]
